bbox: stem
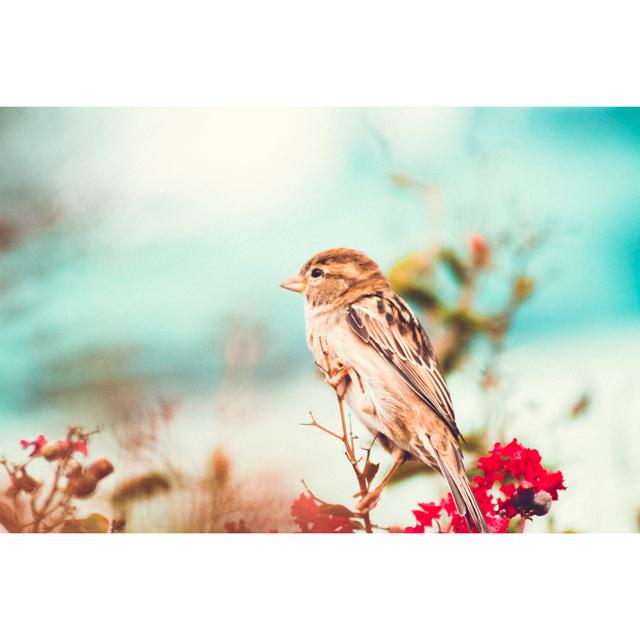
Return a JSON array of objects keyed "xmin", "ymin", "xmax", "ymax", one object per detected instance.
[
  {"xmin": 519, "ymin": 515, "xmax": 526, "ymax": 533},
  {"xmin": 320, "ymin": 340, "xmax": 373, "ymax": 533},
  {"xmin": 32, "ymin": 456, "xmax": 66, "ymax": 533}
]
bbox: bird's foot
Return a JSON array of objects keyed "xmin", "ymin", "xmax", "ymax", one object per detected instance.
[
  {"xmin": 356, "ymin": 488, "xmax": 382, "ymax": 514},
  {"xmin": 325, "ymin": 360, "xmax": 350, "ymax": 390}
]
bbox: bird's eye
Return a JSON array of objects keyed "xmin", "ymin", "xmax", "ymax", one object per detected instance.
[{"xmin": 311, "ymin": 268, "xmax": 324, "ymax": 278}]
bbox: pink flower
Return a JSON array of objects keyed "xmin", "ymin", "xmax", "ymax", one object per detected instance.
[
  {"xmin": 69, "ymin": 439, "xmax": 89, "ymax": 456},
  {"xmin": 19, "ymin": 435, "xmax": 48, "ymax": 456},
  {"xmin": 53, "ymin": 438, "xmax": 89, "ymax": 458}
]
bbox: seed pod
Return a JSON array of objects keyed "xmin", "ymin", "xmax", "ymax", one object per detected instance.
[
  {"xmin": 42, "ymin": 439, "xmax": 72, "ymax": 461},
  {"xmin": 89, "ymin": 459, "xmax": 114, "ymax": 481},
  {"xmin": 65, "ymin": 458, "xmax": 83, "ymax": 478},
  {"xmin": 68, "ymin": 472, "xmax": 98, "ymax": 498},
  {"xmin": 41, "ymin": 441, "xmax": 63, "ymax": 461}
]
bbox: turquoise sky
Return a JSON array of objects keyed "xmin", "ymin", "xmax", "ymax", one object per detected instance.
[{"xmin": 1, "ymin": 108, "xmax": 639, "ymax": 420}]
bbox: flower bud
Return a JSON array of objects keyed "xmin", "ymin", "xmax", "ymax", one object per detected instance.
[
  {"xmin": 531, "ymin": 490, "xmax": 552, "ymax": 516},
  {"xmin": 509, "ymin": 482, "xmax": 553, "ymax": 518},
  {"xmin": 209, "ymin": 448, "xmax": 230, "ymax": 486},
  {"xmin": 509, "ymin": 482, "xmax": 536, "ymax": 513},
  {"xmin": 469, "ymin": 234, "xmax": 491, "ymax": 269},
  {"xmin": 89, "ymin": 459, "xmax": 114, "ymax": 480}
]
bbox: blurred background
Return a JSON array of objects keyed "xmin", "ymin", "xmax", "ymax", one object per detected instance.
[{"xmin": 1, "ymin": 107, "xmax": 639, "ymax": 532}]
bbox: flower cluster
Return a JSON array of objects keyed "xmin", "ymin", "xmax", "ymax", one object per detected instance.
[
  {"xmin": 405, "ymin": 439, "xmax": 566, "ymax": 533},
  {"xmin": 20, "ymin": 434, "xmax": 89, "ymax": 459},
  {"xmin": 1, "ymin": 426, "xmax": 115, "ymax": 533}
]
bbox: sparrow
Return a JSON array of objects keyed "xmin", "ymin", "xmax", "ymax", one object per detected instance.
[{"xmin": 281, "ymin": 247, "xmax": 488, "ymax": 533}]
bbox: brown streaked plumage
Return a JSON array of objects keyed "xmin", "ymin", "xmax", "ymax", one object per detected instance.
[{"xmin": 281, "ymin": 247, "xmax": 488, "ymax": 533}]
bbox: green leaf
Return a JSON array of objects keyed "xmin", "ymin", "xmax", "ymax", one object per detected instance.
[
  {"xmin": 438, "ymin": 248, "xmax": 470, "ymax": 285},
  {"xmin": 390, "ymin": 174, "xmax": 414, "ymax": 189},
  {"xmin": 81, "ymin": 513, "xmax": 110, "ymax": 533}
]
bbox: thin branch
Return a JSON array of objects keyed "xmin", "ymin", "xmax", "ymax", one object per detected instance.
[
  {"xmin": 300, "ymin": 412, "xmax": 343, "ymax": 441},
  {"xmin": 313, "ymin": 337, "xmax": 374, "ymax": 533}
]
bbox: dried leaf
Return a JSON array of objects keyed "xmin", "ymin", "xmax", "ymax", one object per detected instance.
[
  {"xmin": 363, "ymin": 461, "xmax": 380, "ymax": 485},
  {"xmin": 569, "ymin": 393, "xmax": 590, "ymax": 418},
  {"xmin": 0, "ymin": 502, "xmax": 20, "ymax": 532},
  {"xmin": 513, "ymin": 275, "xmax": 535, "ymax": 303},
  {"xmin": 112, "ymin": 471, "xmax": 171, "ymax": 505},
  {"xmin": 318, "ymin": 503, "xmax": 354, "ymax": 518}
]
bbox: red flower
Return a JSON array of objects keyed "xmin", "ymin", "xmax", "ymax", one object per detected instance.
[
  {"xmin": 19, "ymin": 435, "xmax": 48, "ymax": 456},
  {"xmin": 405, "ymin": 439, "xmax": 566, "ymax": 533},
  {"xmin": 485, "ymin": 515, "xmax": 510, "ymax": 533},
  {"xmin": 413, "ymin": 502, "xmax": 443, "ymax": 527},
  {"xmin": 469, "ymin": 234, "xmax": 491, "ymax": 269},
  {"xmin": 291, "ymin": 493, "xmax": 356, "ymax": 533},
  {"xmin": 404, "ymin": 524, "xmax": 426, "ymax": 533}
]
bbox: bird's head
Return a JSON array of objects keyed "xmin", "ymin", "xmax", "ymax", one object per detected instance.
[{"xmin": 280, "ymin": 248, "xmax": 387, "ymax": 307}]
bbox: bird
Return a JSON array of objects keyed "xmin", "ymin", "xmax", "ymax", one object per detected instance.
[{"xmin": 281, "ymin": 247, "xmax": 489, "ymax": 533}]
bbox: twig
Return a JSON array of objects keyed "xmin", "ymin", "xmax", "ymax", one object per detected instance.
[
  {"xmin": 300, "ymin": 480, "xmax": 331, "ymax": 507},
  {"xmin": 300, "ymin": 412, "xmax": 343, "ymax": 441}
]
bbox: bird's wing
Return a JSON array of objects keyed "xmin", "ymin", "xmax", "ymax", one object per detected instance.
[{"xmin": 346, "ymin": 294, "xmax": 460, "ymax": 440}]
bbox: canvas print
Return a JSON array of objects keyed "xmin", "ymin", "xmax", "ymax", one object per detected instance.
[{"xmin": 0, "ymin": 107, "xmax": 638, "ymax": 533}]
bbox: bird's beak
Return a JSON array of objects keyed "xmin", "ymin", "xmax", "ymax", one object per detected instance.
[{"xmin": 280, "ymin": 274, "xmax": 306, "ymax": 294}]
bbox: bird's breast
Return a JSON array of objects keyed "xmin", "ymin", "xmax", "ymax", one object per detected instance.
[{"xmin": 305, "ymin": 308, "xmax": 410, "ymax": 444}]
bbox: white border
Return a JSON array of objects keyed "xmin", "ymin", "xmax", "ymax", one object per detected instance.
[
  {"xmin": 1, "ymin": 1, "xmax": 639, "ymax": 105},
  {"xmin": 1, "ymin": 534, "xmax": 638, "ymax": 638},
  {"xmin": 1, "ymin": 2, "xmax": 638, "ymax": 636}
]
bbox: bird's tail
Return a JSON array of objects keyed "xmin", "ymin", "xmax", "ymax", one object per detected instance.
[
  {"xmin": 414, "ymin": 430, "xmax": 488, "ymax": 533},
  {"xmin": 433, "ymin": 448, "xmax": 489, "ymax": 533}
]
